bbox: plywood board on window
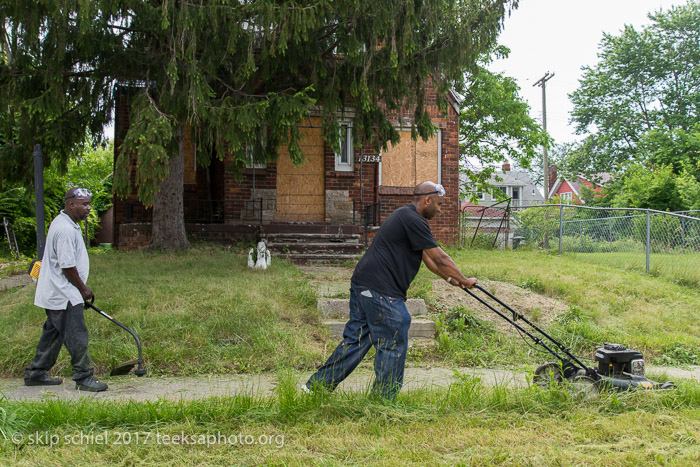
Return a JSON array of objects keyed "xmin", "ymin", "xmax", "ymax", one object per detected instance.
[
  {"xmin": 276, "ymin": 117, "xmax": 325, "ymax": 222},
  {"xmin": 381, "ymin": 130, "xmax": 415, "ymax": 187},
  {"xmin": 415, "ymin": 134, "xmax": 439, "ymax": 184}
]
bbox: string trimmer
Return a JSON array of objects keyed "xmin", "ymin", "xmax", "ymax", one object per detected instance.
[{"xmin": 85, "ymin": 298, "xmax": 147, "ymax": 377}]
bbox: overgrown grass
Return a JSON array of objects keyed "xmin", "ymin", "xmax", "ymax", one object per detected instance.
[
  {"xmin": 2, "ymin": 246, "xmax": 700, "ymax": 463},
  {"xmin": 567, "ymin": 251, "xmax": 700, "ymax": 289},
  {"xmin": 416, "ymin": 248, "xmax": 700, "ymax": 366},
  {"xmin": 3, "ymin": 246, "xmax": 700, "ymax": 376},
  {"xmin": 0, "ymin": 246, "xmax": 325, "ymax": 377},
  {"xmin": 0, "ymin": 375, "xmax": 698, "ymax": 464}
]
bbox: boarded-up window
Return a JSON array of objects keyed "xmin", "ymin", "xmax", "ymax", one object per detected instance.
[
  {"xmin": 380, "ymin": 130, "xmax": 440, "ymax": 187},
  {"xmin": 276, "ymin": 117, "xmax": 325, "ymax": 222}
]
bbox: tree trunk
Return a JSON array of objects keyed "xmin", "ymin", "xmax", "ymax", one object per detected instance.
[{"xmin": 150, "ymin": 124, "xmax": 190, "ymax": 250}]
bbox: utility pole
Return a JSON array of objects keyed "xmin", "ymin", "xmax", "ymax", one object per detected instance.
[{"xmin": 534, "ymin": 72, "xmax": 554, "ymax": 200}]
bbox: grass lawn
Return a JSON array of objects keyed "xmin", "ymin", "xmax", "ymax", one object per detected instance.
[
  {"xmin": 0, "ymin": 247, "xmax": 325, "ymax": 377},
  {"xmin": 435, "ymin": 249, "xmax": 700, "ymax": 365},
  {"xmin": 566, "ymin": 250, "xmax": 700, "ymax": 289},
  {"xmin": 1, "ymin": 375, "xmax": 698, "ymax": 465},
  {"xmin": 1, "ymin": 245, "xmax": 699, "ymax": 464}
]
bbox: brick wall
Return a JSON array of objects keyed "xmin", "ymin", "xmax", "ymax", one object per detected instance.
[
  {"xmin": 222, "ymin": 157, "xmax": 278, "ymax": 222},
  {"xmin": 113, "ymin": 83, "xmax": 460, "ymax": 247},
  {"xmin": 371, "ymin": 91, "xmax": 460, "ymax": 245}
]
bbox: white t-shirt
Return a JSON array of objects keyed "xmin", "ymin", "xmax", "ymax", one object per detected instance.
[{"xmin": 34, "ymin": 211, "xmax": 90, "ymax": 309}]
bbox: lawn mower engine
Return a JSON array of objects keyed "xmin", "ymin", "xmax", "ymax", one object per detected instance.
[
  {"xmin": 593, "ymin": 343, "xmax": 673, "ymax": 390},
  {"xmin": 595, "ymin": 343, "xmax": 645, "ymax": 377}
]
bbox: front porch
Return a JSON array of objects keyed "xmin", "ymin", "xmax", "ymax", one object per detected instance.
[{"xmin": 117, "ymin": 220, "xmax": 378, "ymax": 264}]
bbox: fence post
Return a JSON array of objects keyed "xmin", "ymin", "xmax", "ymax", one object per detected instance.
[
  {"xmin": 609, "ymin": 218, "xmax": 613, "ymax": 252},
  {"xmin": 558, "ymin": 205, "xmax": 563, "ymax": 255},
  {"xmin": 646, "ymin": 211, "xmax": 651, "ymax": 273}
]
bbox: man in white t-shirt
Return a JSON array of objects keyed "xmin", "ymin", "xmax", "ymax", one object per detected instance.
[{"xmin": 24, "ymin": 188, "xmax": 108, "ymax": 392}]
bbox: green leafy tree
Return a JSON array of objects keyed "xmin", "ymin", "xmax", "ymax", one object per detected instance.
[
  {"xmin": 3, "ymin": 0, "xmax": 519, "ymax": 249},
  {"xmin": 611, "ymin": 164, "xmax": 685, "ymax": 211},
  {"xmin": 676, "ymin": 165, "xmax": 700, "ymax": 210},
  {"xmin": 460, "ymin": 45, "xmax": 548, "ymax": 200},
  {"xmin": 568, "ymin": 1, "xmax": 700, "ymax": 177},
  {"xmin": 0, "ymin": 143, "xmax": 114, "ymax": 254}
]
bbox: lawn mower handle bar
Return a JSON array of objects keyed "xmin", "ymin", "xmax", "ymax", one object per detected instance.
[
  {"xmin": 464, "ymin": 283, "xmax": 593, "ymax": 374},
  {"xmin": 84, "ymin": 298, "xmax": 143, "ymax": 362}
]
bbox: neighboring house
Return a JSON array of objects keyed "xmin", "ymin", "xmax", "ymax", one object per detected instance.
[
  {"xmin": 547, "ymin": 165, "xmax": 611, "ymax": 203},
  {"xmin": 459, "ymin": 163, "xmax": 544, "ymax": 248},
  {"xmin": 460, "ymin": 163, "xmax": 544, "ymax": 209},
  {"xmin": 111, "ymin": 86, "xmax": 462, "ymax": 248}
]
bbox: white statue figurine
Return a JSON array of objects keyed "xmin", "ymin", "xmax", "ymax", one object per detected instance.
[{"xmin": 254, "ymin": 240, "xmax": 268, "ymax": 269}]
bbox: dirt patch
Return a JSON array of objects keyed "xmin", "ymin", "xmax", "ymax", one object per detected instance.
[
  {"xmin": 298, "ymin": 265, "xmax": 353, "ymax": 282},
  {"xmin": 0, "ymin": 273, "xmax": 32, "ymax": 292},
  {"xmin": 428, "ymin": 279, "xmax": 570, "ymax": 331},
  {"xmin": 299, "ymin": 264, "xmax": 570, "ymax": 331}
]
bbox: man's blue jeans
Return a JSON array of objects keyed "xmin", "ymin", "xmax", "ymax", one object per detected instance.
[{"xmin": 306, "ymin": 283, "xmax": 411, "ymax": 399}]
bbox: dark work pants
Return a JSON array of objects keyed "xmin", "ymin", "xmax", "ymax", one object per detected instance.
[
  {"xmin": 306, "ymin": 283, "xmax": 411, "ymax": 399},
  {"xmin": 25, "ymin": 302, "xmax": 94, "ymax": 382}
]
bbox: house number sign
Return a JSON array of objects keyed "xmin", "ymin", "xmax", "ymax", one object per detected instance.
[{"xmin": 361, "ymin": 154, "xmax": 382, "ymax": 163}]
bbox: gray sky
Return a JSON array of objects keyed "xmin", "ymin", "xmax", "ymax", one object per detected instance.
[{"xmin": 489, "ymin": 0, "xmax": 689, "ymax": 145}]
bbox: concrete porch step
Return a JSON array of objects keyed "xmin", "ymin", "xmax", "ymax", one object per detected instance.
[
  {"xmin": 276, "ymin": 253, "xmax": 363, "ymax": 265},
  {"xmin": 324, "ymin": 319, "xmax": 436, "ymax": 339},
  {"xmin": 268, "ymin": 242, "xmax": 363, "ymax": 255},
  {"xmin": 265, "ymin": 232, "xmax": 361, "ymax": 243},
  {"xmin": 318, "ymin": 298, "xmax": 428, "ymax": 319}
]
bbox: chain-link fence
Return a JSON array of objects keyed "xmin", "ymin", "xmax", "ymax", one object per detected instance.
[
  {"xmin": 458, "ymin": 199, "xmax": 514, "ymax": 249},
  {"xmin": 511, "ymin": 205, "xmax": 700, "ymax": 287}
]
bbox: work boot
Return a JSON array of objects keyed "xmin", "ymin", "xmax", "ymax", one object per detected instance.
[
  {"xmin": 75, "ymin": 376, "xmax": 108, "ymax": 392},
  {"xmin": 25, "ymin": 374, "xmax": 63, "ymax": 386}
]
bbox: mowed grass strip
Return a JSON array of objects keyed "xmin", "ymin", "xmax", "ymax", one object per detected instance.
[{"xmin": 1, "ymin": 375, "xmax": 698, "ymax": 465}]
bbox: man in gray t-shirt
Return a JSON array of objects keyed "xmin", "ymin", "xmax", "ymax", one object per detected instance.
[{"xmin": 25, "ymin": 188, "xmax": 108, "ymax": 392}]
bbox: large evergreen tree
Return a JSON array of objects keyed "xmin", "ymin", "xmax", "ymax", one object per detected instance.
[{"xmin": 1, "ymin": 1, "xmax": 518, "ymax": 249}]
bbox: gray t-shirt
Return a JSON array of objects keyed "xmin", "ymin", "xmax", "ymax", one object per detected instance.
[{"xmin": 34, "ymin": 211, "xmax": 89, "ymax": 309}]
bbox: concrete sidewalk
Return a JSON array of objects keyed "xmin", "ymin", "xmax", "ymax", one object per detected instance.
[
  {"xmin": 0, "ymin": 366, "xmax": 527, "ymax": 402},
  {"xmin": 2, "ymin": 365, "xmax": 695, "ymax": 402}
]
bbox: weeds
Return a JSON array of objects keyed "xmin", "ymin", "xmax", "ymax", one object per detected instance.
[{"xmin": 657, "ymin": 342, "xmax": 700, "ymax": 366}]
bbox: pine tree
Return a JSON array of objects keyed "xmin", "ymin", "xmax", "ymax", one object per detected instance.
[{"xmin": 1, "ymin": 0, "xmax": 518, "ymax": 249}]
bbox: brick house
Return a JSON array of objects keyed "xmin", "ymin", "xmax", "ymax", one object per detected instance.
[{"xmin": 111, "ymin": 86, "xmax": 462, "ymax": 249}]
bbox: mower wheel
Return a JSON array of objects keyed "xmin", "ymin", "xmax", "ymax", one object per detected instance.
[
  {"xmin": 533, "ymin": 362, "xmax": 564, "ymax": 387},
  {"xmin": 571, "ymin": 375, "xmax": 598, "ymax": 401}
]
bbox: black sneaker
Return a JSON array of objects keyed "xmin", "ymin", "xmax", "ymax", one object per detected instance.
[
  {"xmin": 25, "ymin": 374, "xmax": 63, "ymax": 386},
  {"xmin": 75, "ymin": 376, "xmax": 108, "ymax": 392}
]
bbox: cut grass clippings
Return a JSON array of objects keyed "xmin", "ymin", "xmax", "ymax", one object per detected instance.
[{"xmin": 0, "ymin": 374, "xmax": 699, "ymax": 465}]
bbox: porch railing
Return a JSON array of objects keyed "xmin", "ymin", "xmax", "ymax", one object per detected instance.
[
  {"xmin": 125, "ymin": 199, "xmax": 224, "ymax": 224},
  {"xmin": 362, "ymin": 201, "xmax": 382, "ymax": 247}
]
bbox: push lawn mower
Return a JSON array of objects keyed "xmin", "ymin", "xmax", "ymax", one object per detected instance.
[
  {"xmin": 85, "ymin": 298, "xmax": 147, "ymax": 377},
  {"xmin": 462, "ymin": 284, "xmax": 674, "ymax": 396}
]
